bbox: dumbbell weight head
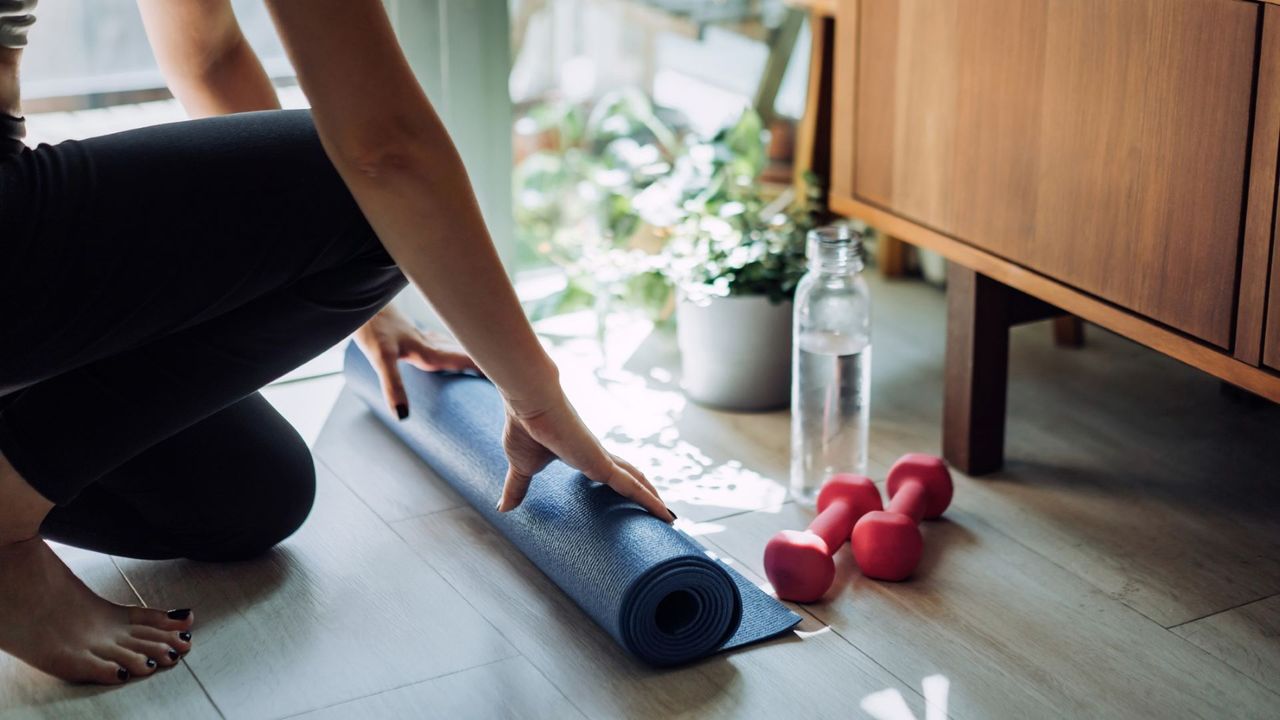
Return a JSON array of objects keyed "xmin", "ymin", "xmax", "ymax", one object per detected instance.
[
  {"xmin": 850, "ymin": 511, "xmax": 923, "ymax": 582},
  {"xmin": 886, "ymin": 453, "xmax": 952, "ymax": 520},
  {"xmin": 764, "ymin": 475, "xmax": 882, "ymax": 603},
  {"xmin": 852, "ymin": 454, "xmax": 952, "ymax": 582}
]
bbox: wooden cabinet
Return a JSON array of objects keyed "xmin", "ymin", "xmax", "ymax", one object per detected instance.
[
  {"xmin": 1268, "ymin": 225, "xmax": 1280, "ymax": 370},
  {"xmin": 852, "ymin": 0, "xmax": 1257, "ymax": 347},
  {"xmin": 823, "ymin": 0, "xmax": 1280, "ymax": 472}
]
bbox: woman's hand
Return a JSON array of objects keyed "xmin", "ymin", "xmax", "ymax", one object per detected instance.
[
  {"xmin": 501, "ymin": 396, "xmax": 675, "ymax": 523},
  {"xmin": 353, "ymin": 306, "xmax": 478, "ymax": 419}
]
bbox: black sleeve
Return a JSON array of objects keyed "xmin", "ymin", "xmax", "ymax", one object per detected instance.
[{"xmin": 1, "ymin": 112, "xmax": 24, "ymax": 156}]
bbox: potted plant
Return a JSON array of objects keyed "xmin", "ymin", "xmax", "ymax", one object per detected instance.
[
  {"xmin": 513, "ymin": 97, "xmax": 832, "ymax": 408},
  {"xmin": 645, "ymin": 109, "xmax": 822, "ymax": 410}
]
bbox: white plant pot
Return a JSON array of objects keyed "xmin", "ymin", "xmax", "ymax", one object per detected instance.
[{"xmin": 676, "ymin": 293, "xmax": 793, "ymax": 411}]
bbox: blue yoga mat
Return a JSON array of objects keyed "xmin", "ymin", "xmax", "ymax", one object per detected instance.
[{"xmin": 343, "ymin": 343, "xmax": 800, "ymax": 666}]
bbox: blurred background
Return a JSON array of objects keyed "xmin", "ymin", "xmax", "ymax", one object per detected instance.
[{"xmin": 20, "ymin": 0, "xmax": 816, "ymax": 293}]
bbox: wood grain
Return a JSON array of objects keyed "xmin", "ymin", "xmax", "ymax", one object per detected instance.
[
  {"xmin": 31, "ymin": 271, "xmax": 1267, "ymax": 719},
  {"xmin": 828, "ymin": 0, "xmax": 858, "ymax": 204},
  {"xmin": 113, "ymin": 466, "xmax": 517, "ymax": 720},
  {"xmin": 865, "ymin": 276, "xmax": 1280, "ymax": 628},
  {"xmin": 1269, "ymin": 206, "xmax": 1280, "ymax": 368},
  {"xmin": 710, "ymin": 503, "xmax": 1280, "ymax": 720},
  {"xmin": 391, "ymin": 506, "xmax": 926, "ymax": 720},
  {"xmin": 1268, "ymin": 178, "xmax": 1280, "ymax": 368},
  {"xmin": 848, "ymin": 0, "xmax": 1258, "ymax": 347},
  {"xmin": 943, "ymin": 265, "xmax": 1011, "ymax": 474},
  {"xmin": 792, "ymin": 11, "xmax": 833, "ymax": 201},
  {"xmin": 313, "ymin": 391, "xmax": 463, "ymax": 523},
  {"xmin": 832, "ymin": 193, "xmax": 1280, "ymax": 403},
  {"xmin": 1173, "ymin": 596, "xmax": 1280, "ymax": 693},
  {"xmin": 1033, "ymin": 0, "xmax": 1255, "ymax": 348},
  {"xmin": 1235, "ymin": 4, "xmax": 1280, "ymax": 365},
  {"xmin": 292, "ymin": 657, "xmax": 585, "ymax": 720}
]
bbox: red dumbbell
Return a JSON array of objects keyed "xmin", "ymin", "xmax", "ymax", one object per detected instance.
[
  {"xmin": 763, "ymin": 475, "xmax": 884, "ymax": 602},
  {"xmin": 851, "ymin": 453, "xmax": 953, "ymax": 582}
]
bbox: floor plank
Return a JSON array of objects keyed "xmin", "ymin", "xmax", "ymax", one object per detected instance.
[
  {"xmin": 290, "ymin": 657, "xmax": 584, "ymax": 720},
  {"xmin": 1173, "ymin": 595, "xmax": 1280, "ymax": 694},
  {"xmin": 113, "ymin": 466, "xmax": 517, "ymax": 720},
  {"xmin": 389, "ymin": 506, "xmax": 925, "ymax": 720},
  {"xmin": 16, "ymin": 270, "xmax": 1279, "ymax": 719},
  {"xmin": 312, "ymin": 392, "xmax": 463, "ymax": 524},
  {"xmin": 708, "ymin": 503, "xmax": 1280, "ymax": 719},
  {"xmin": 261, "ymin": 374, "xmax": 345, "ymax": 447},
  {"xmin": 0, "ymin": 546, "xmax": 220, "ymax": 720},
  {"xmin": 537, "ymin": 316, "xmax": 793, "ymax": 523},
  {"xmin": 863, "ymin": 278, "xmax": 1280, "ymax": 628}
]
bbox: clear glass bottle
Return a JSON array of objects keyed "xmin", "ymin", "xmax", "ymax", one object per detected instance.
[{"xmin": 790, "ymin": 225, "xmax": 872, "ymax": 507}]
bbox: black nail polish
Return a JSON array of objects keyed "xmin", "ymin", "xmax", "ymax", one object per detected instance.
[
  {"xmin": 166, "ymin": 608, "xmax": 191, "ymax": 620},
  {"xmin": 396, "ymin": 403, "xmax": 409, "ymax": 420},
  {"xmin": 146, "ymin": 657, "xmax": 157, "ymax": 669},
  {"xmin": 667, "ymin": 506, "xmax": 678, "ymax": 521},
  {"xmin": 168, "ymin": 649, "xmax": 180, "ymax": 661},
  {"xmin": 179, "ymin": 631, "xmax": 192, "ymax": 642},
  {"xmin": 117, "ymin": 667, "xmax": 129, "ymax": 682}
]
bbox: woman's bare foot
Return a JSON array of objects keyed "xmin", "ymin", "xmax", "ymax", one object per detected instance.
[{"xmin": 0, "ymin": 537, "xmax": 194, "ymax": 684}]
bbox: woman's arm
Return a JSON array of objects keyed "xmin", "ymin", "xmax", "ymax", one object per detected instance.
[
  {"xmin": 263, "ymin": 0, "xmax": 555, "ymax": 411},
  {"xmin": 0, "ymin": 47, "xmax": 19, "ymax": 115},
  {"xmin": 1, "ymin": 48, "xmax": 23, "ymax": 156},
  {"xmin": 264, "ymin": 0, "xmax": 670, "ymax": 520},
  {"xmin": 137, "ymin": 0, "xmax": 279, "ymax": 117},
  {"xmin": 138, "ymin": 1, "xmax": 471, "ymax": 418}
]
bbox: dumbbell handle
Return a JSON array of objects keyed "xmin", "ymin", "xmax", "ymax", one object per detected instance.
[
  {"xmin": 807, "ymin": 497, "xmax": 860, "ymax": 555},
  {"xmin": 886, "ymin": 479, "xmax": 927, "ymax": 524}
]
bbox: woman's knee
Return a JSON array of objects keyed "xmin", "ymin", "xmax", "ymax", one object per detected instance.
[
  {"xmin": 188, "ymin": 425, "xmax": 318, "ymax": 562},
  {"xmin": 251, "ymin": 435, "xmax": 317, "ymax": 550}
]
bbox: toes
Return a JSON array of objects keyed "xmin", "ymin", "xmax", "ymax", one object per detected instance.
[
  {"xmin": 63, "ymin": 653, "xmax": 129, "ymax": 685},
  {"xmin": 95, "ymin": 645, "xmax": 158, "ymax": 679},
  {"xmin": 127, "ymin": 606, "xmax": 194, "ymax": 631},
  {"xmin": 131, "ymin": 625, "xmax": 193, "ymax": 655},
  {"xmin": 121, "ymin": 636, "xmax": 181, "ymax": 668}
]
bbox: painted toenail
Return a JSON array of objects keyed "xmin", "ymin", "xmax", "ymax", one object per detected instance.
[
  {"xmin": 117, "ymin": 667, "xmax": 129, "ymax": 682},
  {"xmin": 179, "ymin": 631, "xmax": 192, "ymax": 642},
  {"xmin": 168, "ymin": 648, "xmax": 180, "ymax": 661},
  {"xmin": 145, "ymin": 657, "xmax": 157, "ymax": 669},
  {"xmin": 166, "ymin": 608, "xmax": 191, "ymax": 620}
]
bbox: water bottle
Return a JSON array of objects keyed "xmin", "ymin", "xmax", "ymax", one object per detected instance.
[{"xmin": 790, "ymin": 224, "xmax": 872, "ymax": 507}]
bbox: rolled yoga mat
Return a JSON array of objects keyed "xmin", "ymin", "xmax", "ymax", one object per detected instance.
[{"xmin": 343, "ymin": 343, "xmax": 801, "ymax": 666}]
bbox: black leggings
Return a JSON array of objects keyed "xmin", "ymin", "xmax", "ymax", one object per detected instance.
[{"xmin": 0, "ymin": 110, "xmax": 407, "ymax": 560}]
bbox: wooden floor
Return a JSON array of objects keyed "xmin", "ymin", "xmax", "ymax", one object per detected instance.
[{"xmin": 2, "ymin": 274, "xmax": 1279, "ymax": 719}]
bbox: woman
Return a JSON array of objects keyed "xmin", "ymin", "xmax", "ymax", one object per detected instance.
[{"xmin": 0, "ymin": 0, "xmax": 672, "ymax": 685}]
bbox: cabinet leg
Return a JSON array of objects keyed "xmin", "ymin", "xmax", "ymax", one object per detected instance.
[
  {"xmin": 878, "ymin": 235, "xmax": 910, "ymax": 278},
  {"xmin": 1053, "ymin": 315, "xmax": 1085, "ymax": 347},
  {"xmin": 944, "ymin": 265, "xmax": 1010, "ymax": 475}
]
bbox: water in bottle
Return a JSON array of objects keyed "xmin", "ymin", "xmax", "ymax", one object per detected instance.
[{"xmin": 790, "ymin": 225, "xmax": 871, "ymax": 506}]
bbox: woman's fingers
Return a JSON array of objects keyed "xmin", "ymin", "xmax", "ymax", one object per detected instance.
[
  {"xmin": 610, "ymin": 453, "xmax": 661, "ymax": 502},
  {"xmin": 503, "ymin": 400, "xmax": 672, "ymax": 522},
  {"xmin": 373, "ymin": 350, "xmax": 409, "ymax": 420},
  {"xmin": 402, "ymin": 334, "xmax": 480, "ymax": 374},
  {"xmin": 498, "ymin": 466, "xmax": 532, "ymax": 512},
  {"xmin": 572, "ymin": 445, "xmax": 670, "ymax": 523},
  {"xmin": 602, "ymin": 460, "xmax": 674, "ymax": 523}
]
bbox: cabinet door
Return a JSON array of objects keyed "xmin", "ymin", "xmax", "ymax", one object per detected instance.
[
  {"xmin": 1266, "ymin": 213, "xmax": 1280, "ymax": 370},
  {"xmin": 854, "ymin": 0, "xmax": 1258, "ymax": 348}
]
